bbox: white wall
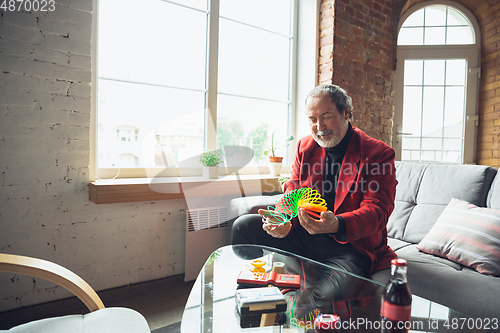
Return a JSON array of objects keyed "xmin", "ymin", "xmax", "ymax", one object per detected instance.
[{"xmin": 0, "ymin": 0, "xmax": 188, "ymax": 312}]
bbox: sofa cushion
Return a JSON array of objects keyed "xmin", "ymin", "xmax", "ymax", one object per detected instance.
[
  {"xmin": 388, "ymin": 162, "xmax": 497, "ymax": 244},
  {"xmin": 387, "ymin": 237, "xmax": 412, "ymax": 251},
  {"xmin": 416, "ymin": 164, "xmax": 494, "ymax": 207},
  {"xmin": 4, "ymin": 308, "xmax": 150, "ymax": 333},
  {"xmin": 387, "ymin": 162, "xmax": 426, "ymax": 240},
  {"xmin": 397, "ymin": 246, "xmax": 500, "ymax": 319},
  {"xmin": 487, "ymin": 169, "xmax": 500, "ymax": 210},
  {"xmin": 403, "ymin": 204, "xmax": 449, "ymax": 244},
  {"xmin": 397, "ymin": 244, "xmax": 464, "ymax": 271},
  {"xmin": 417, "ymin": 198, "xmax": 500, "ymax": 276},
  {"xmin": 387, "ymin": 201, "xmax": 416, "ymax": 240}
]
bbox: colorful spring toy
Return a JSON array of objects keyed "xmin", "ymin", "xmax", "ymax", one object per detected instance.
[{"xmin": 263, "ymin": 188, "xmax": 328, "ymax": 225}]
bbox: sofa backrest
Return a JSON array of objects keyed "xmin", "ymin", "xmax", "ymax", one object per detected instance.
[
  {"xmin": 387, "ymin": 161, "xmax": 497, "ymax": 244},
  {"xmin": 487, "ymin": 170, "xmax": 500, "ymax": 210}
]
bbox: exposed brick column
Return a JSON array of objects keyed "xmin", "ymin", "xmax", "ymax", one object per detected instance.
[
  {"xmin": 319, "ymin": 0, "xmax": 335, "ymax": 85},
  {"xmin": 319, "ymin": 0, "xmax": 401, "ymax": 146},
  {"xmin": 474, "ymin": 0, "xmax": 500, "ymax": 169}
]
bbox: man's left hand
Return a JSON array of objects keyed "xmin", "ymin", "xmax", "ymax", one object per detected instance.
[{"xmin": 298, "ymin": 208, "xmax": 339, "ymax": 235}]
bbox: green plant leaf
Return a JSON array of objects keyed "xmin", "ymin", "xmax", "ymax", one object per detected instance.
[{"xmin": 199, "ymin": 149, "xmax": 223, "ymax": 167}]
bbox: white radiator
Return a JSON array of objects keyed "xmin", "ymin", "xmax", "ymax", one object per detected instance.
[{"xmin": 184, "ymin": 207, "xmax": 232, "ymax": 281}]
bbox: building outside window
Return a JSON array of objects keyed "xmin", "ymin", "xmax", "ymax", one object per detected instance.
[{"xmin": 115, "ymin": 126, "xmax": 138, "ymax": 142}]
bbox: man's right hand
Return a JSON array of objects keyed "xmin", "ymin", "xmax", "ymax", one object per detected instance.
[{"xmin": 258, "ymin": 209, "xmax": 292, "ymax": 238}]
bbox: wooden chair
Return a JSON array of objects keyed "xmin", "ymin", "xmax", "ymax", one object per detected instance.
[
  {"xmin": 0, "ymin": 253, "xmax": 150, "ymax": 333},
  {"xmin": 0, "ymin": 253, "xmax": 104, "ymax": 312}
]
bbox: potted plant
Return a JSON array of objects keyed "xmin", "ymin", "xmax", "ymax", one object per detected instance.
[
  {"xmin": 199, "ymin": 149, "xmax": 223, "ymax": 179},
  {"xmin": 263, "ymin": 133, "xmax": 294, "ymax": 176}
]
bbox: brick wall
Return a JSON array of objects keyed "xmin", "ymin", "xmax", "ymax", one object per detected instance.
[
  {"xmin": 0, "ymin": 1, "xmax": 187, "ymax": 312},
  {"xmin": 472, "ymin": 0, "xmax": 499, "ymax": 168},
  {"xmin": 319, "ymin": 0, "xmax": 405, "ymax": 145},
  {"xmin": 319, "ymin": 0, "xmax": 334, "ymax": 84},
  {"xmin": 319, "ymin": 0, "xmax": 500, "ymax": 168}
]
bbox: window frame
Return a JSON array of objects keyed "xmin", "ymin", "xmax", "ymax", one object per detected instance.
[
  {"xmin": 90, "ymin": 0, "xmax": 320, "ymax": 181},
  {"xmin": 393, "ymin": 1, "xmax": 481, "ymax": 164}
]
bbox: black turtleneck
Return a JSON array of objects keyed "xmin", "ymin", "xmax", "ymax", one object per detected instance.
[
  {"xmin": 323, "ymin": 123, "xmax": 353, "ymax": 241},
  {"xmin": 323, "ymin": 123, "xmax": 353, "ymax": 208}
]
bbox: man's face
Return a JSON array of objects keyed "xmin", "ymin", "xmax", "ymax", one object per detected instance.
[{"xmin": 306, "ymin": 95, "xmax": 350, "ymax": 148}]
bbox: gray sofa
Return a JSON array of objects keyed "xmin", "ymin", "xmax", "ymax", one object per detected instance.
[
  {"xmin": 374, "ymin": 161, "xmax": 500, "ymax": 320},
  {"xmin": 228, "ymin": 161, "xmax": 500, "ymax": 320}
]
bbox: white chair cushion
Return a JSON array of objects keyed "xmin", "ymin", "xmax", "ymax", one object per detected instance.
[{"xmin": 5, "ymin": 308, "xmax": 150, "ymax": 333}]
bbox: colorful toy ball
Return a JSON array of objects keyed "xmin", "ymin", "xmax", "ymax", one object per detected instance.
[{"xmin": 263, "ymin": 188, "xmax": 328, "ymax": 225}]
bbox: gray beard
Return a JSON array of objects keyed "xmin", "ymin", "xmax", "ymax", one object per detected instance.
[{"xmin": 312, "ymin": 130, "xmax": 341, "ymax": 148}]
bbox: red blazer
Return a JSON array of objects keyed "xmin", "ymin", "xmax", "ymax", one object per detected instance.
[{"xmin": 283, "ymin": 127, "xmax": 398, "ymax": 272}]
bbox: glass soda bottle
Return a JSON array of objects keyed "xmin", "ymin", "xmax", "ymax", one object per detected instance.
[{"xmin": 381, "ymin": 258, "xmax": 412, "ymax": 333}]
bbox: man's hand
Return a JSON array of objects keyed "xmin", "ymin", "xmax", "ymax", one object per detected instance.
[
  {"xmin": 258, "ymin": 209, "xmax": 292, "ymax": 238},
  {"xmin": 298, "ymin": 208, "xmax": 339, "ymax": 235}
]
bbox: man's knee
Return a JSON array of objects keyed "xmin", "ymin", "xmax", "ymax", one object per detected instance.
[
  {"xmin": 231, "ymin": 215, "xmax": 250, "ymax": 244},
  {"xmin": 313, "ymin": 273, "xmax": 343, "ymax": 302},
  {"xmin": 231, "ymin": 214, "xmax": 265, "ymax": 259},
  {"xmin": 231, "ymin": 214, "xmax": 260, "ymax": 245}
]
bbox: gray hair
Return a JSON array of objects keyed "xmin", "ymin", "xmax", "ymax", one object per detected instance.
[{"xmin": 305, "ymin": 84, "xmax": 353, "ymax": 119}]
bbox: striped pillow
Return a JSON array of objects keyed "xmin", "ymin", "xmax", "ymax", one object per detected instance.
[{"xmin": 417, "ymin": 198, "xmax": 500, "ymax": 276}]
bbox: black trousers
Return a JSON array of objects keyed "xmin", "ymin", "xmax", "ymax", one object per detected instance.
[{"xmin": 232, "ymin": 214, "xmax": 372, "ymax": 317}]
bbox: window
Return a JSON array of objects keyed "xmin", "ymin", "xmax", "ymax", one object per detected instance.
[
  {"xmin": 393, "ymin": 3, "xmax": 481, "ymax": 164},
  {"xmin": 95, "ymin": 0, "xmax": 303, "ymax": 179},
  {"xmin": 398, "ymin": 5, "xmax": 474, "ymax": 45}
]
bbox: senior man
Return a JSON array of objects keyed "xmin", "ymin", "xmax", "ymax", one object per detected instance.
[{"xmin": 232, "ymin": 84, "xmax": 398, "ymax": 312}]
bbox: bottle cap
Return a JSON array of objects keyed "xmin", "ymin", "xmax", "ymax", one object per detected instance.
[{"xmin": 391, "ymin": 258, "xmax": 407, "ymax": 267}]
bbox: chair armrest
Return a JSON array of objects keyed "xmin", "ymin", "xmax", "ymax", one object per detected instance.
[{"xmin": 0, "ymin": 253, "xmax": 105, "ymax": 312}]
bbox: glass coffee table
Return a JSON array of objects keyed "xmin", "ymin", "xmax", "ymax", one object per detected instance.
[{"xmin": 181, "ymin": 245, "xmax": 494, "ymax": 332}]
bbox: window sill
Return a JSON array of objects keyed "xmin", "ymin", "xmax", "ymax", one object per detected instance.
[{"xmin": 89, "ymin": 174, "xmax": 288, "ymax": 204}]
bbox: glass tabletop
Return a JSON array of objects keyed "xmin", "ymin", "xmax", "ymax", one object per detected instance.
[{"xmin": 181, "ymin": 245, "xmax": 494, "ymax": 333}]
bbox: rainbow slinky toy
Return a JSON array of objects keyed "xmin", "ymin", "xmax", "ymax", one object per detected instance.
[{"xmin": 263, "ymin": 188, "xmax": 327, "ymax": 225}]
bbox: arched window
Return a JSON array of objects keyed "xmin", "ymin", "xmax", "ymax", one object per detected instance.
[
  {"xmin": 393, "ymin": 2, "xmax": 481, "ymax": 164},
  {"xmin": 398, "ymin": 5, "xmax": 475, "ymax": 45}
]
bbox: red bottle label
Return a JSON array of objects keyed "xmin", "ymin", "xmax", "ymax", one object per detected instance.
[{"xmin": 381, "ymin": 300, "xmax": 411, "ymax": 322}]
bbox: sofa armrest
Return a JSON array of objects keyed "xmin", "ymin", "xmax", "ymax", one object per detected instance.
[
  {"xmin": 229, "ymin": 194, "xmax": 283, "ymax": 218},
  {"xmin": 0, "ymin": 253, "xmax": 104, "ymax": 312}
]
